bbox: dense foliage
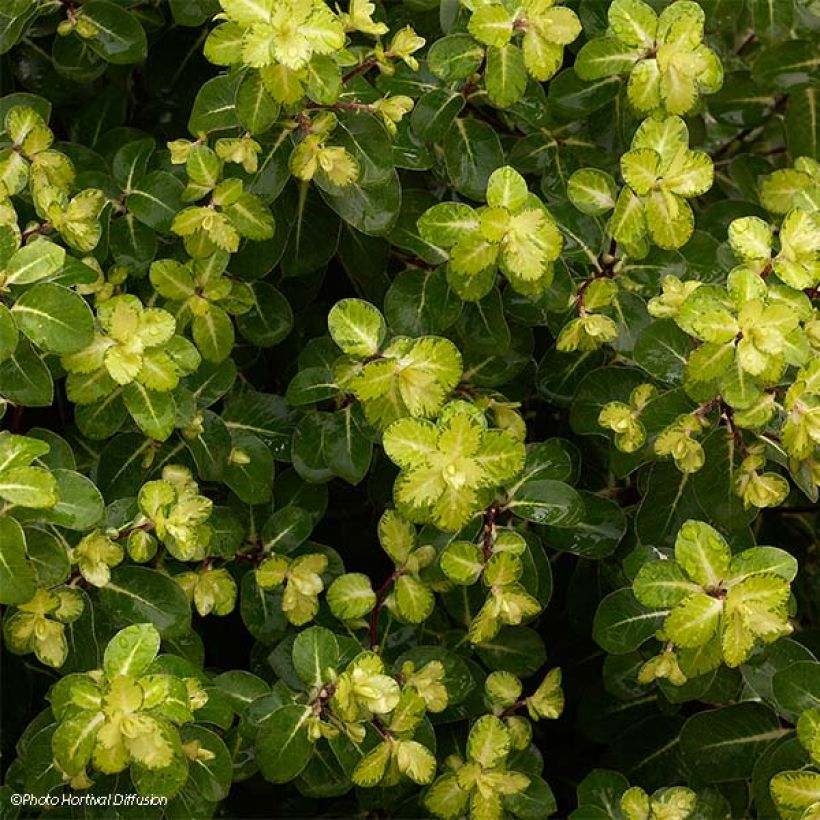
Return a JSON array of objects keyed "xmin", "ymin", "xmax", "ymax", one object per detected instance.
[{"xmin": 0, "ymin": 0, "xmax": 818, "ymax": 817}]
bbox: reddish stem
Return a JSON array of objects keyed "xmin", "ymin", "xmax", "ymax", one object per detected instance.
[
  {"xmin": 21, "ymin": 223, "xmax": 51, "ymax": 241},
  {"xmin": 369, "ymin": 571, "xmax": 399, "ymax": 650},
  {"xmin": 342, "ymin": 56, "xmax": 379, "ymax": 85},
  {"xmin": 114, "ymin": 521, "xmax": 154, "ymax": 540},
  {"xmin": 482, "ymin": 506, "xmax": 497, "ymax": 562}
]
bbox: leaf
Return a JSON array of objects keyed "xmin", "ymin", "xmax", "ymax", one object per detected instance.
[
  {"xmin": 128, "ymin": 171, "xmax": 185, "ymax": 234},
  {"xmin": 410, "ymin": 88, "xmax": 465, "ymax": 143},
  {"xmin": 80, "ymin": 1, "xmax": 147, "ymax": 64},
  {"xmin": 0, "ymin": 465, "xmax": 57, "ymax": 508},
  {"xmin": 97, "ymin": 565, "xmax": 192, "ymax": 638},
  {"xmin": 443, "ymin": 119, "xmax": 504, "ymax": 202},
  {"xmin": 428, "ymin": 34, "xmax": 484, "ymax": 82},
  {"xmin": 193, "ymin": 305, "xmax": 234, "ymax": 363},
  {"xmin": 292, "ymin": 625, "xmax": 339, "ymax": 689},
  {"xmin": 34, "ymin": 469, "xmax": 103, "ymax": 530},
  {"xmin": 322, "ymin": 406, "xmax": 372, "ymax": 485},
  {"xmin": 593, "ymin": 588, "xmax": 666, "ymax": 654},
  {"xmin": 328, "ymin": 298, "xmax": 386, "ymax": 357},
  {"xmin": 11, "ymin": 283, "xmax": 94, "ymax": 354},
  {"xmin": 548, "ymin": 69, "xmax": 622, "ymax": 121},
  {"xmin": 486, "ymin": 44, "xmax": 528, "ymax": 108},
  {"xmin": 122, "ymin": 383, "xmax": 176, "ymax": 441},
  {"xmin": 181, "ymin": 724, "xmax": 232, "ymax": 802},
  {"xmin": 772, "ymin": 662, "xmax": 820, "ymax": 718},
  {"xmin": 0, "ymin": 516, "xmax": 36, "ymax": 605},
  {"xmin": 634, "ymin": 319, "xmax": 690, "ymax": 383},
  {"xmin": 235, "ymin": 282, "xmax": 292, "ymax": 347},
  {"xmin": 188, "ymin": 74, "xmax": 241, "ymax": 135},
  {"xmin": 541, "ymin": 492, "xmax": 626, "ymax": 559},
  {"xmin": 752, "ymin": 40, "xmax": 819, "ymax": 92},
  {"xmin": 475, "ymin": 626, "xmax": 547, "ymax": 677},
  {"xmin": 5, "ymin": 240, "xmax": 65, "ymax": 285},
  {"xmin": 507, "ymin": 479, "xmax": 584, "ymax": 526},
  {"xmin": 0, "ymin": 341, "xmax": 54, "ymax": 406},
  {"xmin": 674, "ymin": 520, "xmax": 731, "ymax": 588},
  {"xmin": 256, "ymin": 704, "xmax": 314, "ymax": 783},
  {"xmin": 103, "ymin": 623, "xmax": 161, "ymax": 678},
  {"xmin": 679, "ymin": 703, "xmax": 787, "ymax": 783},
  {"xmin": 317, "ymin": 168, "xmax": 402, "ymax": 237},
  {"xmin": 236, "ymin": 69, "xmax": 280, "ymax": 135},
  {"xmin": 225, "ymin": 431, "xmax": 273, "ymax": 504}
]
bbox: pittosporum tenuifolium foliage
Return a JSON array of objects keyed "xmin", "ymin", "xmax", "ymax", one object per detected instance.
[{"xmin": 0, "ymin": 0, "xmax": 818, "ymax": 817}]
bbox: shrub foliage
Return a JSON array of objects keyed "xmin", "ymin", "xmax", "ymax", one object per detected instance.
[{"xmin": 0, "ymin": 0, "xmax": 819, "ymax": 818}]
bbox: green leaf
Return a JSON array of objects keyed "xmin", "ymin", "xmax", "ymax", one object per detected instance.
[
  {"xmin": 5, "ymin": 240, "xmax": 65, "ymax": 285},
  {"xmin": 567, "ymin": 169, "xmax": 617, "ymax": 216},
  {"xmin": 192, "ymin": 305, "xmax": 235, "ymax": 363},
  {"xmin": 633, "ymin": 560, "xmax": 698, "ymax": 608},
  {"xmin": 188, "ymin": 74, "xmax": 241, "ymax": 135},
  {"xmin": 122, "ymin": 383, "xmax": 176, "ymax": 441},
  {"xmin": 256, "ymin": 704, "xmax": 314, "ymax": 784},
  {"xmin": 181, "ymin": 724, "xmax": 232, "ymax": 802},
  {"xmin": 0, "ymin": 303, "xmax": 18, "ymax": 362},
  {"xmin": 417, "ymin": 202, "xmax": 478, "ymax": 248},
  {"xmin": 634, "ymin": 319, "xmax": 691, "ymax": 383},
  {"xmin": 664, "ymin": 593, "xmax": 722, "ymax": 648},
  {"xmin": 507, "ymin": 479, "xmax": 584, "ymax": 526},
  {"xmin": 772, "ymin": 662, "xmax": 820, "ymax": 717},
  {"xmin": 410, "ymin": 88, "xmax": 464, "ymax": 144},
  {"xmin": 593, "ymin": 588, "xmax": 666, "ymax": 654},
  {"xmin": 486, "ymin": 44, "xmax": 528, "ymax": 108},
  {"xmin": 0, "ymin": 465, "xmax": 58, "ymax": 508},
  {"xmin": 128, "ymin": 171, "xmax": 185, "ymax": 234},
  {"xmin": 394, "ymin": 574, "xmax": 435, "ymax": 624},
  {"xmin": 428, "ymin": 34, "xmax": 484, "ymax": 82},
  {"xmin": 0, "ymin": 516, "xmax": 36, "ymax": 605},
  {"xmin": 752, "ymin": 40, "xmax": 819, "ymax": 92},
  {"xmin": 0, "ymin": 341, "xmax": 54, "ymax": 406},
  {"xmin": 674, "ymin": 520, "xmax": 731, "ymax": 587},
  {"xmin": 476, "ymin": 626, "xmax": 547, "ymax": 676},
  {"xmin": 680, "ymin": 703, "xmax": 786, "ymax": 783},
  {"xmin": 468, "ymin": 5, "xmax": 513, "ymax": 48},
  {"xmin": 235, "ymin": 282, "xmax": 292, "ymax": 347},
  {"xmin": 328, "ymin": 298, "xmax": 386, "ymax": 357},
  {"xmin": 292, "ymin": 625, "xmax": 339, "ymax": 689},
  {"xmin": 103, "ymin": 622, "xmax": 161, "ymax": 678},
  {"xmin": 236, "ymin": 69, "xmax": 280, "ymax": 135},
  {"xmin": 327, "ymin": 573, "xmax": 376, "ymax": 621},
  {"xmin": 52, "ymin": 709, "xmax": 105, "ymax": 776},
  {"xmin": 79, "ymin": 1, "xmax": 147, "ymax": 64},
  {"xmin": 11, "ymin": 283, "xmax": 94, "ymax": 354},
  {"xmin": 35, "ymin": 469, "xmax": 103, "ymax": 530},
  {"xmin": 225, "ymin": 431, "xmax": 273, "ymax": 504},
  {"xmin": 443, "ymin": 119, "xmax": 504, "ymax": 202},
  {"xmin": 539, "ymin": 491, "xmax": 625, "ymax": 559},
  {"xmin": 97, "ymin": 565, "xmax": 192, "ymax": 638}
]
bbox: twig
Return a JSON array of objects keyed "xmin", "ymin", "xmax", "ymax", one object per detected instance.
[
  {"xmin": 342, "ymin": 56, "xmax": 380, "ymax": 85},
  {"xmin": 370, "ymin": 570, "xmax": 399, "ymax": 650},
  {"xmin": 482, "ymin": 506, "xmax": 497, "ymax": 562}
]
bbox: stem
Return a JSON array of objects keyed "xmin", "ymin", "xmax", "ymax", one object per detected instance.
[
  {"xmin": 113, "ymin": 521, "xmax": 154, "ymax": 540},
  {"xmin": 720, "ymin": 402, "xmax": 748, "ymax": 458},
  {"xmin": 342, "ymin": 56, "xmax": 380, "ymax": 85},
  {"xmin": 482, "ymin": 506, "xmax": 497, "ymax": 562},
  {"xmin": 370, "ymin": 571, "xmax": 399, "ymax": 650},
  {"xmin": 306, "ymin": 101, "xmax": 375, "ymax": 112},
  {"xmin": 712, "ymin": 95, "xmax": 786, "ymax": 159},
  {"xmin": 21, "ymin": 223, "xmax": 52, "ymax": 241},
  {"xmin": 370, "ymin": 715, "xmax": 394, "ymax": 741},
  {"xmin": 499, "ymin": 698, "xmax": 526, "ymax": 718}
]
